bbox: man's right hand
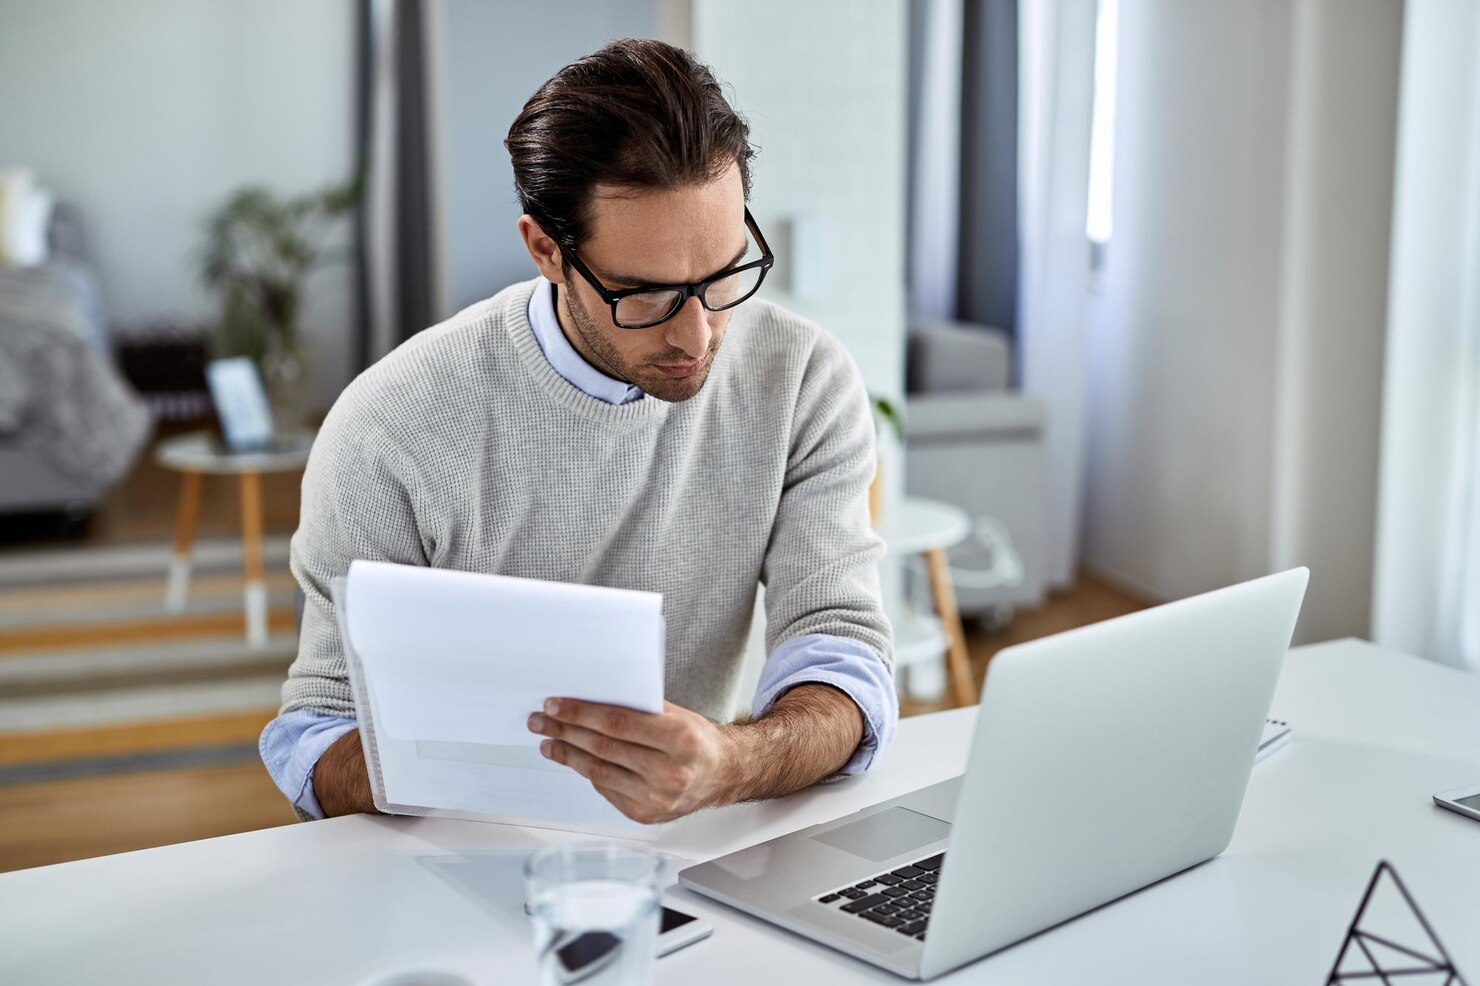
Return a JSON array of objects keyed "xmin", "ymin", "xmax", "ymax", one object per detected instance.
[{"xmin": 313, "ymin": 728, "xmax": 377, "ymax": 816}]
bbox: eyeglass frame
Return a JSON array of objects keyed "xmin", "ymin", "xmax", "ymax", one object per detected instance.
[{"xmin": 559, "ymin": 207, "xmax": 776, "ymax": 329}]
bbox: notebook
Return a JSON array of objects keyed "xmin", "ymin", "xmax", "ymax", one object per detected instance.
[{"xmin": 332, "ymin": 561, "xmax": 666, "ymax": 837}]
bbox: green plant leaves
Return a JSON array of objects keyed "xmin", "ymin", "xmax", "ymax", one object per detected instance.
[{"xmin": 196, "ymin": 176, "xmax": 361, "ymax": 365}]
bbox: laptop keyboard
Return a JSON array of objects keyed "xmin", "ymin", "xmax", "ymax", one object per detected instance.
[{"xmin": 814, "ymin": 852, "xmax": 945, "ymax": 941}]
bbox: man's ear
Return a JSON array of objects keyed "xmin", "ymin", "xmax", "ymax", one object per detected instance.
[{"xmin": 517, "ymin": 215, "xmax": 567, "ymax": 284}]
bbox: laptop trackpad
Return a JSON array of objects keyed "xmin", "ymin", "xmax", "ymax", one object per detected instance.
[{"xmin": 812, "ymin": 807, "xmax": 951, "ymax": 863}]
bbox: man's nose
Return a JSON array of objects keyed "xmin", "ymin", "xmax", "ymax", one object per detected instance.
[{"xmin": 663, "ymin": 295, "xmax": 712, "ymax": 360}]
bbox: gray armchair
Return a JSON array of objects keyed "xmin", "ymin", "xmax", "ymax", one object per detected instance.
[{"xmin": 904, "ymin": 319, "xmax": 1048, "ymax": 621}]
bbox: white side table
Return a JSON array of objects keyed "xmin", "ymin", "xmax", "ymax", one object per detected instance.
[
  {"xmin": 878, "ymin": 496, "xmax": 975, "ymax": 706},
  {"xmin": 153, "ymin": 431, "xmax": 314, "ymax": 648}
]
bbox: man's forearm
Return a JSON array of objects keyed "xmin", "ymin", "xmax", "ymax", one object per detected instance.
[
  {"xmin": 313, "ymin": 728, "xmax": 377, "ymax": 817},
  {"xmin": 717, "ymin": 683, "xmax": 864, "ymax": 804}
]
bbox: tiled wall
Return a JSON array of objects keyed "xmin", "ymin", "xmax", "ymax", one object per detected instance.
[{"xmin": 693, "ymin": 1, "xmax": 908, "ymax": 408}]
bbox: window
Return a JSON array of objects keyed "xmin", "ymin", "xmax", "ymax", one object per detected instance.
[{"xmin": 1086, "ymin": 0, "xmax": 1119, "ymax": 260}]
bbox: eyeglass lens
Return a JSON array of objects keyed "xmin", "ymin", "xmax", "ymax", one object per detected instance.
[{"xmin": 613, "ymin": 264, "xmax": 765, "ymax": 327}]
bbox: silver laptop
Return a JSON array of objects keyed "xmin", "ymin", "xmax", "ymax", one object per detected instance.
[{"xmin": 679, "ymin": 568, "xmax": 1309, "ymax": 980}]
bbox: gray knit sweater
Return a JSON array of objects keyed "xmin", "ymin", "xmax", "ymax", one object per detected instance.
[{"xmin": 283, "ymin": 278, "xmax": 891, "ymax": 724}]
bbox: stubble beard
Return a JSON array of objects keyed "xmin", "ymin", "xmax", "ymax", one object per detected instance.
[{"xmin": 561, "ymin": 282, "xmax": 720, "ymax": 404}]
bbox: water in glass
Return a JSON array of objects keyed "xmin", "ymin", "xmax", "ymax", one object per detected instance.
[{"xmin": 526, "ymin": 846, "xmax": 661, "ymax": 986}]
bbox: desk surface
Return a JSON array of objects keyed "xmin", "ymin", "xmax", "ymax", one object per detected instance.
[{"xmin": 3, "ymin": 638, "xmax": 1478, "ymax": 985}]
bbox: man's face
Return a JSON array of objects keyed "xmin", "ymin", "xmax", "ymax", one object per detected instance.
[{"xmin": 551, "ymin": 163, "xmax": 748, "ymax": 403}]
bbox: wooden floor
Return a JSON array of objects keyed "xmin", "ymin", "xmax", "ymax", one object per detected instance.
[
  {"xmin": 901, "ymin": 573, "xmax": 1150, "ymax": 717},
  {"xmin": 0, "ymin": 763, "xmax": 297, "ymax": 871},
  {"xmin": 0, "ymin": 430, "xmax": 305, "ymax": 871},
  {"xmin": 0, "ymin": 572, "xmax": 1148, "ymax": 873},
  {"xmin": 0, "ymin": 419, "xmax": 304, "ymax": 550}
]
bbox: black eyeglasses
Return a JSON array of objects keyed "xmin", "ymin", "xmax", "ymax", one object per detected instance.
[{"xmin": 562, "ymin": 208, "xmax": 775, "ymax": 329}]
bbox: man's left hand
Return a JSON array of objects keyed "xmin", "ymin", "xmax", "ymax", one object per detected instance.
[{"xmin": 528, "ymin": 698, "xmax": 737, "ymax": 824}]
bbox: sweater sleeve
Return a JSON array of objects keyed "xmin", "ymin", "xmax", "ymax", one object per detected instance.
[
  {"xmin": 760, "ymin": 334, "xmax": 894, "ymax": 677},
  {"xmin": 280, "ymin": 395, "xmax": 429, "ymax": 719}
]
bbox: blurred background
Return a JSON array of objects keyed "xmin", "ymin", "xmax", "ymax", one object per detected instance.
[{"xmin": 0, "ymin": 0, "xmax": 1475, "ymax": 871}]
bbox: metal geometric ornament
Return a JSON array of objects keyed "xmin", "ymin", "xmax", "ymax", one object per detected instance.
[{"xmin": 1326, "ymin": 861, "xmax": 1469, "ymax": 986}]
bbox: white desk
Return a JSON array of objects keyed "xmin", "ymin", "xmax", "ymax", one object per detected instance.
[{"xmin": 3, "ymin": 639, "xmax": 1478, "ymax": 985}]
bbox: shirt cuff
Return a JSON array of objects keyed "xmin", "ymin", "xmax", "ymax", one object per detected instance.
[
  {"xmin": 751, "ymin": 633, "xmax": 898, "ymax": 775},
  {"xmin": 259, "ymin": 709, "xmax": 359, "ymax": 820}
]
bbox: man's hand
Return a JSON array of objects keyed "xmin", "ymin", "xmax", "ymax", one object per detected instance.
[
  {"xmin": 529, "ymin": 683, "xmax": 864, "ymax": 824},
  {"xmin": 528, "ymin": 699, "xmax": 736, "ymax": 823}
]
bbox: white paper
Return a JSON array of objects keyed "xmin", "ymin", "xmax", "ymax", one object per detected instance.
[
  {"xmin": 344, "ymin": 560, "xmax": 664, "ymax": 747},
  {"xmin": 334, "ymin": 562, "xmax": 667, "ymax": 833}
]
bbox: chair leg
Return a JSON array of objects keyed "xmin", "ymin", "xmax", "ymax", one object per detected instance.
[{"xmin": 924, "ymin": 547, "xmax": 976, "ymax": 707}]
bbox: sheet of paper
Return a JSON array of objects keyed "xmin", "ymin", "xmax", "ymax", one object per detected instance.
[
  {"xmin": 343, "ymin": 559, "xmax": 665, "ymax": 746},
  {"xmin": 334, "ymin": 562, "xmax": 666, "ymax": 834},
  {"xmin": 369, "ymin": 678, "xmax": 648, "ymax": 831}
]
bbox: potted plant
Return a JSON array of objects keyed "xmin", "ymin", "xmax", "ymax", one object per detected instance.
[{"xmin": 197, "ymin": 176, "xmax": 359, "ymax": 429}]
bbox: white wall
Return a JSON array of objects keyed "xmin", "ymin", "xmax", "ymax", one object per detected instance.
[
  {"xmin": 691, "ymin": 1, "xmax": 908, "ymax": 406},
  {"xmin": 0, "ymin": 0, "xmax": 357, "ymax": 406},
  {"xmin": 1083, "ymin": 0, "xmax": 1403, "ymax": 645},
  {"xmin": 1270, "ymin": 0, "xmax": 1403, "ymax": 644},
  {"xmin": 430, "ymin": 0, "xmax": 657, "ymax": 315}
]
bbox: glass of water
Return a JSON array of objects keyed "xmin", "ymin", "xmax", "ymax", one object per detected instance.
[{"xmin": 524, "ymin": 844, "xmax": 663, "ymax": 986}]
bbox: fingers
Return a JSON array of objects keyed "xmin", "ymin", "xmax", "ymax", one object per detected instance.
[
  {"xmin": 538, "ymin": 698, "xmax": 679, "ymax": 751},
  {"xmin": 592, "ymin": 784, "xmax": 672, "ymax": 825},
  {"xmin": 532, "ymin": 698, "xmax": 721, "ymax": 824},
  {"xmin": 528, "ymin": 714, "xmax": 669, "ymax": 777},
  {"xmin": 542, "ymin": 737, "xmax": 681, "ymax": 823},
  {"xmin": 538, "ymin": 738, "xmax": 650, "ymax": 806}
]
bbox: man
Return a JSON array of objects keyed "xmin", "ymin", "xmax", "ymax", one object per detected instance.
[{"xmin": 260, "ymin": 38, "xmax": 895, "ymax": 824}]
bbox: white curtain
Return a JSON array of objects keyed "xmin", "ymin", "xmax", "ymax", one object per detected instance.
[
  {"xmin": 1016, "ymin": 0, "xmax": 1098, "ymax": 589},
  {"xmin": 1372, "ymin": 0, "xmax": 1480, "ymax": 671}
]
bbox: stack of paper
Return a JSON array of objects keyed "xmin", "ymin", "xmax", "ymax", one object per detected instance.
[{"xmin": 335, "ymin": 560, "xmax": 665, "ymax": 834}]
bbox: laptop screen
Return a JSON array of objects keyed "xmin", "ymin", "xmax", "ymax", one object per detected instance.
[{"xmin": 206, "ymin": 357, "xmax": 274, "ymax": 452}]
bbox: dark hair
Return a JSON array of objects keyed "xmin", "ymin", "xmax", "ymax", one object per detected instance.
[{"xmin": 505, "ymin": 38, "xmax": 755, "ymax": 253}]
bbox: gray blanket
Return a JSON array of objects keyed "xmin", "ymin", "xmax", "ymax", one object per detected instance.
[{"xmin": 0, "ymin": 259, "xmax": 150, "ymax": 488}]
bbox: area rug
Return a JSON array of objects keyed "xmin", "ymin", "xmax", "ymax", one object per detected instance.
[{"xmin": 0, "ymin": 536, "xmax": 298, "ymax": 783}]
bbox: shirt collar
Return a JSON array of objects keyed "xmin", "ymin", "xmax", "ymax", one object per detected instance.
[{"xmin": 527, "ymin": 279, "xmax": 646, "ymax": 405}]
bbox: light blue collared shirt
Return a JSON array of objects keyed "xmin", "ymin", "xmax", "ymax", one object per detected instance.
[
  {"xmin": 260, "ymin": 280, "xmax": 897, "ymax": 818},
  {"xmin": 527, "ymin": 279, "xmax": 646, "ymax": 405}
]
